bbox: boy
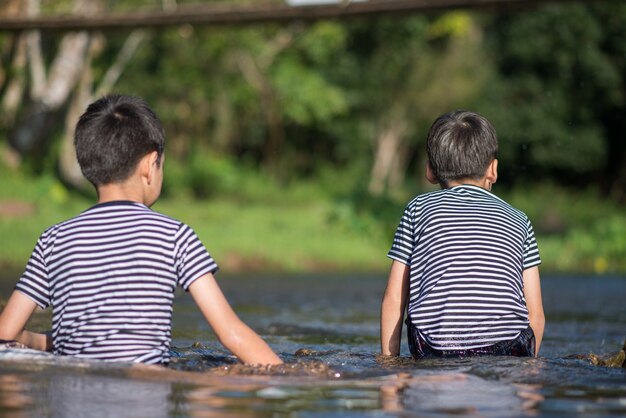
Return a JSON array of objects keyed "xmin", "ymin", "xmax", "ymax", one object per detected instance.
[
  {"xmin": 380, "ymin": 110, "xmax": 545, "ymax": 359},
  {"xmin": 0, "ymin": 94, "xmax": 282, "ymax": 365}
]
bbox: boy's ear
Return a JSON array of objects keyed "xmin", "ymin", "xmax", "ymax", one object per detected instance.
[
  {"xmin": 425, "ymin": 161, "xmax": 439, "ymax": 185},
  {"xmin": 485, "ymin": 159, "xmax": 498, "ymax": 187},
  {"xmin": 142, "ymin": 151, "xmax": 159, "ymax": 185}
]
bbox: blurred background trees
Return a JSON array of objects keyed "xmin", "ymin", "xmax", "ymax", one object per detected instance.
[
  {"xmin": 0, "ymin": 0, "xmax": 624, "ymax": 272},
  {"xmin": 2, "ymin": 0, "xmax": 624, "ymax": 199},
  {"xmin": 480, "ymin": 3, "xmax": 626, "ymax": 201}
]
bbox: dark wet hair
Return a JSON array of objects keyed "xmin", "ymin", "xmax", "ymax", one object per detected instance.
[
  {"xmin": 74, "ymin": 94, "xmax": 165, "ymax": 186},
  {"xmin": 426, "ymin": 110, "xmax": 498, "ymax": 186}
]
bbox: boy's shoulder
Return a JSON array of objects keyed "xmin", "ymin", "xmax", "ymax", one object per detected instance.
[
  {"xmin": 405, "ymin": 186, "xmax": 530, "ymax": 222},
  {"xmin": 40, "ymin": 201, "xmax": 184, "ymax": 239},
  {"xmin": 405, "ymin": 187, "xmax": 452, "ymax": 209}
]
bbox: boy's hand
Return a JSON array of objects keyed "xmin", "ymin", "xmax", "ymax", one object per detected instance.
[
  {"xmin": 0, "ymin": 340, "xmax": 27, "ymax": 349},
  {"xmin": 189, "ymin": 273, "xmax": 283, "ymax": 365},
  {"xmin": 17, "ymin": 330, "xmax": 53, "ymax": 351}
]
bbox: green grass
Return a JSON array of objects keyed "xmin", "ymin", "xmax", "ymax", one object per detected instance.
[
  {"xmin": 501, "ymin": 184, "xmax": 626, "ymax": 274},
  {"xmin": 0, "ymin": 161, "xmax": 391, "ymax": 274},
  {"xmin": 155, "ymin": 197, "xmax": 388, "ymax": 272},
  {"xmin": 1, "ymin": 159, "xmax": 625, "ymax": 275},
  {"xmin": 0, "ymin": 170, "xmax": 90, "ymax": 268}
]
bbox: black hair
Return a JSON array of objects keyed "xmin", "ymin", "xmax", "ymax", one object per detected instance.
[
  {"xmin": 426, "ymin": 110, "xmax": 498, "ymax": 186},
  {"xmin": 74, "ymin": 94, "xmax": 165, "ymax": 186}
]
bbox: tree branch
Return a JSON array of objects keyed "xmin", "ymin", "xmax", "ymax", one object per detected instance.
[
  {"xmin": 96, "ymin": 30, "xmax": 146, "ymax": 96},
  {"xmin": 0, "ymin": 0, "xmax": 602, "ymax": 32}
]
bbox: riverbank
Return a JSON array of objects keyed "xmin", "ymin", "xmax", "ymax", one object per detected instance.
[
  {"xmin": 0, "ymin": 165, "xmax": 390, "ymax": 273},
  {"xmin": 1, "ymin": 162, "xmax": 625, "ymax": 274}
]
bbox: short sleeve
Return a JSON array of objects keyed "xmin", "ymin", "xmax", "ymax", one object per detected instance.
[
  {"xmin": 387, "ymin": 205, "xmax": 414, "ymax": 265},
  {"xmin": 523, "ymin": 218, "xmax": 541, "ymax": 269},
  {"xmin": 173, "ymin": 224, "xmax": 219, "ymax": 290},
  {"xmin": 15, "ymin": 239, "xmax": 50, "ymax": 309}
]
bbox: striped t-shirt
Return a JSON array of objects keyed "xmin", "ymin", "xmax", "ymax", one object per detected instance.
[
  {"xmin": 16, "ymin": 201, "xmax": 218, "ymax": 364},
  {"xmin": 388, "ymin": 185, "xmax": 541, "ymax": 351}
]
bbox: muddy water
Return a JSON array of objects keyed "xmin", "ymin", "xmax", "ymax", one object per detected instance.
[{"xmin": 0, "ymin": 274, "xmax": 625, "ymax": 417}]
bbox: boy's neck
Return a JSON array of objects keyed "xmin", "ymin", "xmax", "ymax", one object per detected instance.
[
  {"xmin": 95, "ymin": 152, "xmax": 162, "ymax": 207},
  {"xmin": 446, "ymin": 178, "xmax": 493, "ymax": 191},
  {"xmin": 96, "ymin": 180, "xmax": 150, "ymax": 206},
  {"xmin": 439, "ymin": 159, "xmax": 498, "ymax": 192}
]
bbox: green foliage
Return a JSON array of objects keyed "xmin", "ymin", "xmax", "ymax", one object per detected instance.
[
  {"xmin": 428, "ymin": 11, "xmax": 474, "ymax": 39},
  {"xmin": 272, "ymin": 55, "xmax": 348, "ymax": 125},
  {"xmin": 480, "ymin": 4, "xmax": 626, "ymax": 187},
  {"xmin": 0, "ymin": 157, "xmax": 91, "ymax": 265},
  {"xmin": 185, "ymin": 152, "xmax": 240, "ymax": 199},
  {"xmin": 570, "ymin": 216, "xmax": 626, "ymax": 272},
  {"xmin": 501, "ymin": 183, "xmax": 626, "ymax": 274},
  {"xmin": 113, "ymin": 3, "xmax": 626, "ymax": 196},
  {"xmin": 297, "ymin": 21, "xmax": 348, "ymax": 66},
  {"xmin": 1, "ymin": 163, "xmax": 624, "ymax": 273}
]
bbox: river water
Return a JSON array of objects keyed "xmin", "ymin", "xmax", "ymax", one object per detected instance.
[{"xmin": 0, "ymin": 274, "xmax": 624, "ymax": 417}]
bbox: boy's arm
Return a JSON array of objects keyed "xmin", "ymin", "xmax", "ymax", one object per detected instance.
[
  {"xmin": 380, "ymin": 260, "xmax": 410, "ymax": 356},
  {"xmin": 0, "ymin": 291, "xmax": 52, "ymax": 351},
  {"xmin": 17, "ymin": 330, "xmax": 52, "ymax": 351},
  {"xmin": 522, "ymin": 266, "xmax": 545, "ymax": 357},
  {"xmin": 188, "ymin": 273, "xmax": 283, "ymax": 365}
]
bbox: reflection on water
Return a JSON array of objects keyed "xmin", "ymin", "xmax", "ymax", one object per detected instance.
[
  {"xmin": 47, "ymin": 375, "xmax": 171, "ymax": 418},
  {"xmin": 0, "ymin": 274, "xmax": 625, "ymax": 417},
  {"xmin": 0, "ymin": 374, "xmax": 34, "ymax": 417}
]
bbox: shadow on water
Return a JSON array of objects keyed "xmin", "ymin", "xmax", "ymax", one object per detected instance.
[{"xmin": 1, "ymin": 273, "xmax": 625, "ymax": 417}]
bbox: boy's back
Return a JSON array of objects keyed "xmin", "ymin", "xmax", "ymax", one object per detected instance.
[
  {"xmin": 388, "ymin": 184, "xmax": 540, "ymax": 351},
  {"xmin": 380, "ymin": 110, "xmax": 545, "ymax": 359},
  {"xmin": 17, "ymin": 201, "xmax": 218, "ymax": 364},
  {"xmin": 0, "ymin": 94, "xmax": 282, "ymax": 366}
]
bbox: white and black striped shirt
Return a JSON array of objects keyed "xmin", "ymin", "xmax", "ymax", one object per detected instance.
[
  {"xmin": 388, "ymin": 185, "xmax": 541, "ymax": 351},
  {"xmin": 16, "ymin": 201, "xmax": 218, "ymax": 364}
]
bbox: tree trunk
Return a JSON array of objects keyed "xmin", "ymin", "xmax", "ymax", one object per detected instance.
[
  {"xmin": 58, "ymin": 31, "xmax": 145, "ymax": 190},
  {"xmin": 8, "ymin": 31, "xmax": 90, "ymax": 155},
  {"xmin": 388, "ymin": 138, "xmax": 411, "ymax": 191},
  {"xmin": 1, "ymin": 34, "xmax": 27, "ymax": 125},
  {"xmin": 234, "ymin": 49, "xmax": 286, "ymax": 175},
  {"xmin": 5, "ymin": 0, "xmax": 144, "ymax": 190},
  {"xmin": 7, "ymin": 0, "xmax": 99, "ymax": 157},
  {"xmin": 233, "ymin": 30, "xmax": 293, "ymax": 177},
  {"xmin": 368, "ymin": 118, "xmax": 408, "ymax": 196},
  {"xmin": 58, "ymin": 38, "xmax": 99, "ymax": 191},
  {"xmin": 212, "ymin": 91, "xmax": 235, "ymax": 153}
]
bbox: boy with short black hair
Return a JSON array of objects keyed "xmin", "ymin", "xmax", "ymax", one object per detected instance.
[
  {"xmin": 381, "ymin": 110, "xmax": 545, "ymax": 359},
  {"xmin": 0, "ymin": 94, "xmax": 282, "ymax": 365}
]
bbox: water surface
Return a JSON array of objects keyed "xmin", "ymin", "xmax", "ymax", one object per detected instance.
[{"xmin": 1, "ymin": 274, "xmax": 624, "ymax": 417}]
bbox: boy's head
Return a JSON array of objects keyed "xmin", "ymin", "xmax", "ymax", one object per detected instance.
[
  {"xmin": 426, "ymin": 110, "xmax": 498, "ymax": 187},
  {"xmin": 75, "ymin": 94, "xmax": 165, "ymax": 187}
]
